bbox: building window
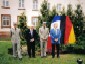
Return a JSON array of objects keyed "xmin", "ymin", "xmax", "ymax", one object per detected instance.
[
  {"xmin": 2, "ymin": 0, "xmax": 10, "ymax": 9},
  {"xmin": 57, "ymin": 4, "xmax": 61, "ymax": 11},
  {"xmin": 19, "ymin": 0, "xmax": 25, "ymax": 9},
  {"xmin": 32, "ymin": 17, "xmax": 38, "ymax": 26},
  {"xmin": 1, "ymin": 14, "xmax": 11, "ymax": 28},
  {"xmin": 33, "ymin": 0, "xmax": 38, "ymax": 11},
  {"xmin": 47, "ymin": 3, "xmax": 50, "ymax": 10}
]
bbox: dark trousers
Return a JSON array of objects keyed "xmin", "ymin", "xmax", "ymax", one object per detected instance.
[
  {"xmin": 52, "ymin": 44, "xmax": 60, "ymax": 58},
  {"xmin": 27, "ymin": 42, "xmax": 35, "ymax": 57}
]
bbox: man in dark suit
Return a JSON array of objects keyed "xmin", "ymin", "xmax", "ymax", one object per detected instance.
[{"xmin": 25, "ymin": 24, "xmax": 38, "ymax": 58}]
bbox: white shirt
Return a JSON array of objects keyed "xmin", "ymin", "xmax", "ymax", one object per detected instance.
[
  {"xmin": 30, "ymin": 29, "xmax": 33, "ymax": 36},
  {"xmin": 54, "ymin": 28, "xmax": 58, "ymax": 35}
]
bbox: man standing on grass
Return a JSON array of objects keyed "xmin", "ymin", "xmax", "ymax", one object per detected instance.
[
  {"xmin": 25, "ymin": 24, "xmax": 38, "ymax": 58},
  {"xmin": 39, "ymin": 22, "xmax": 49, "ymax": 58},
  {"xmin": 10, "ymin": 22, "xmax": 22, "ymax": 60},
  {"xmin": 50, "ymin": 23, "xmax": 61, "ymax": 58}
]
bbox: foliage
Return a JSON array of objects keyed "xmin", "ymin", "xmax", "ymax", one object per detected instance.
[
  {"xmin": 0, "ymin": 42, "xmax": 85, "ymax": 64},
  {"xmin": 61, "ymin": 6, "xmax": 66, "ymax": 16},
  {"xmin": 47, "ymin": 6, "xmax": 58, "ymax": 29},
  {"xmin": 62, "ymin": 4, "xmax": 85, "ymax": 54},
  {"xmin": 0, "ymin": 0, "xmax": 85, "ymax": 55},
  {"xmin": 38, "ymin": 1, "xmax": 85, "ymax": 53},
  {"xmin": 38, "ymin": 0, "xmax": 57, "ymax": 30},
  {"xmin": 37, "ymin": 0, "xmax": 49, "ymax": 34},
  {"xmin": 67, "ymin": 4, "xmax": 73, "ymax": 19},
  {"xmin": 18, "ymin": 12, "xmax": 28, "ymax": 45},
  {"xmin": 67, "ymin": 4, "xmax": 84, "ymax": 39},
  {"xmin": 39, "ymin": 0, "xmax": 49, "ymax": 23},
  {"xmin": 74, "ymin": 4, "xmax": 84, "ymax": 38}
]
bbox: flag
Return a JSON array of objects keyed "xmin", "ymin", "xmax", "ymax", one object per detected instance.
[
  {"xmin": 47, "ymin": 16, "xmax": 76, "ymax": 52},
  {"xmin": 47, "ymin": 16, "xmax": 76, "ymax": 46},
  {"xmin": 64, "ymin": 16, "xmax": 76, "ymax": 44},
  {"xmin": 47, "ymin": 16, "xmax": 61, "ymax": 52},
  {"xmin": 51, "ymin": 16, "xmax": 61, "ymax": 29}
]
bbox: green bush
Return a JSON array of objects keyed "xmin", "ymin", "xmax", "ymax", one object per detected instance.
[{"xmin": 62, "ymin": 33, "xmax": 85, "ymax": 54}]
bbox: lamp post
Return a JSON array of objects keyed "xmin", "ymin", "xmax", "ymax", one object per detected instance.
[{"xmin": 77, "ymin": 58, "xmax": 83, "ymax": 64}]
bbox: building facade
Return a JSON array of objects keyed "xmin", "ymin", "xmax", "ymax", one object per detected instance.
[{"xmin": 0, "ymin": 0, "xmax": 85, "ymax": 37}]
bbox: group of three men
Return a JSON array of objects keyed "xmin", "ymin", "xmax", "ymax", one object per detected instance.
[{"xmin": 11, "ymin": 22, "xmax": 61, "ymax": 60}]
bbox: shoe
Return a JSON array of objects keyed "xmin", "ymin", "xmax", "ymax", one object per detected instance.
[
  {"xmin": 19, "ymin": 58, "xmax": 22, "ymax": 61},
  {"xmin": 41, "ymin": 56, "xmax": 44, "ymax": 58},
  {"xmin": 29, "ymin": 56, "xmax": 31, "ymax": 58},
  {"xmin": 52, "ymin": 56, "xmax": 55, "ymax": 58},
  {"xmin": 13, "ymin": 57, "xmax": 17, "ymax": 60},
  {"xmin": 57, "ymin": 56, "xmax": 60, "ymax": 58},
  {"xmin": 33, "ymin": 56, "xmax": 36, "ymax": 58},
  {"xmin": 44, "ymin": 56, "xmax": 47, "ymax": 58}
]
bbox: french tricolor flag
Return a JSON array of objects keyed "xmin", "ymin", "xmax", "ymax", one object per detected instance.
[{"xmin": 47, "ymin": 16, "xmax": 76, "ymax": 51}]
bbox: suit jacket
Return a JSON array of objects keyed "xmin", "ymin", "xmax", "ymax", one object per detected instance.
[
  {"xmin": 50, "ymin": 29, "xmax": 61, "ymax": 44},
  {"xmin": 25, "ymin": 29, "xmax": 38, "ymax": 43},
  {"xmin": 39, "ymin": 26, "xmax": 49, "ymax": 42},
  {"xmin": 10, "ymin": 28, "xmax": 21, "ymax": 43}
]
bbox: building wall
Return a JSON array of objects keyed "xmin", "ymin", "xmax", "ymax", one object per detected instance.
[{"xmin": 0, "ymin": 0, "xmax": 85, "ymax": 37}]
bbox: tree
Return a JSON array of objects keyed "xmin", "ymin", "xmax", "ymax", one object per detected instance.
[
  {"xmin": 74, "ymin": 4, "xmax": 84, "ymax": 38},
  {"xmin": 67, "ymin": 4, "xmax": 75, "ymax": 23},
  {"xmin": 40, "ymin": 0, "xmax": 49, "ymax": 23},
  {"xmin": 47, "ymin": 6, "xmax": 58, "ymax": 29},
  {"xmin": 61, "ymin": 6, "xmax": 66, "ymax": 16},
  {"xmin": 67, "ymin": 4, "xmax": 73, "ymax": 17},
  {"xmin": 39, "ymin": 0, "xmax": 57, "ymax": 29},
  {"xmin": 18, "ymin": 12, "xmax": 27, "ymax": 45},
  {"xmin": 64, "ymin": 4, "xmax": 85, "ymax": 54}
]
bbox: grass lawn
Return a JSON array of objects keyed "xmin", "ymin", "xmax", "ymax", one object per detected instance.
[
  {"xmin": 0, "ymin": 37, "xmax": 11, "ymax": 41},
  {"xmin": 0, "ymin": 41, "xmax": 85, "ymax": 64}
]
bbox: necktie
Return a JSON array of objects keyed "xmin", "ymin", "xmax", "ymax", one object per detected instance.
[
  {"xmin": 44, "ymin": 27, "xmax": 45, "ymax": 29},
  {"xmin": 55, "ymin": 29, "xmax": 57, "ymax": 35},
  {"xmin": 15, "ymin": 28, "xmax": 16, "ymax": 31},
  {"xmin": 31, "ymin": 30, "xmax": 33, "ymax": 36}
]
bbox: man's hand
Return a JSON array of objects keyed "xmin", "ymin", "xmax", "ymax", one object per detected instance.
[
  {"xmin": 43, "ymin": 39, "xmax": 47, "ymax": 41},
  {"xmin": 55, "ymin": 38, "xmax": 58, "ymax": 42},
  {"xmin": 41, "ymin": 38, "xmax": 47, "ymax": 41},
  {"xmin": 30, "ymin": 38, "xmax": 34, "ymax": 42}
]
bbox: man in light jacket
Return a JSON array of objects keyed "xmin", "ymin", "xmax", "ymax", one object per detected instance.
[
  {"xmin": 10, "ymin": 22, "xmax": 22, "ymax": 60},
  {"xmin": 39, "ymin": 22, "xmax": 49, "ymax": 58}
]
